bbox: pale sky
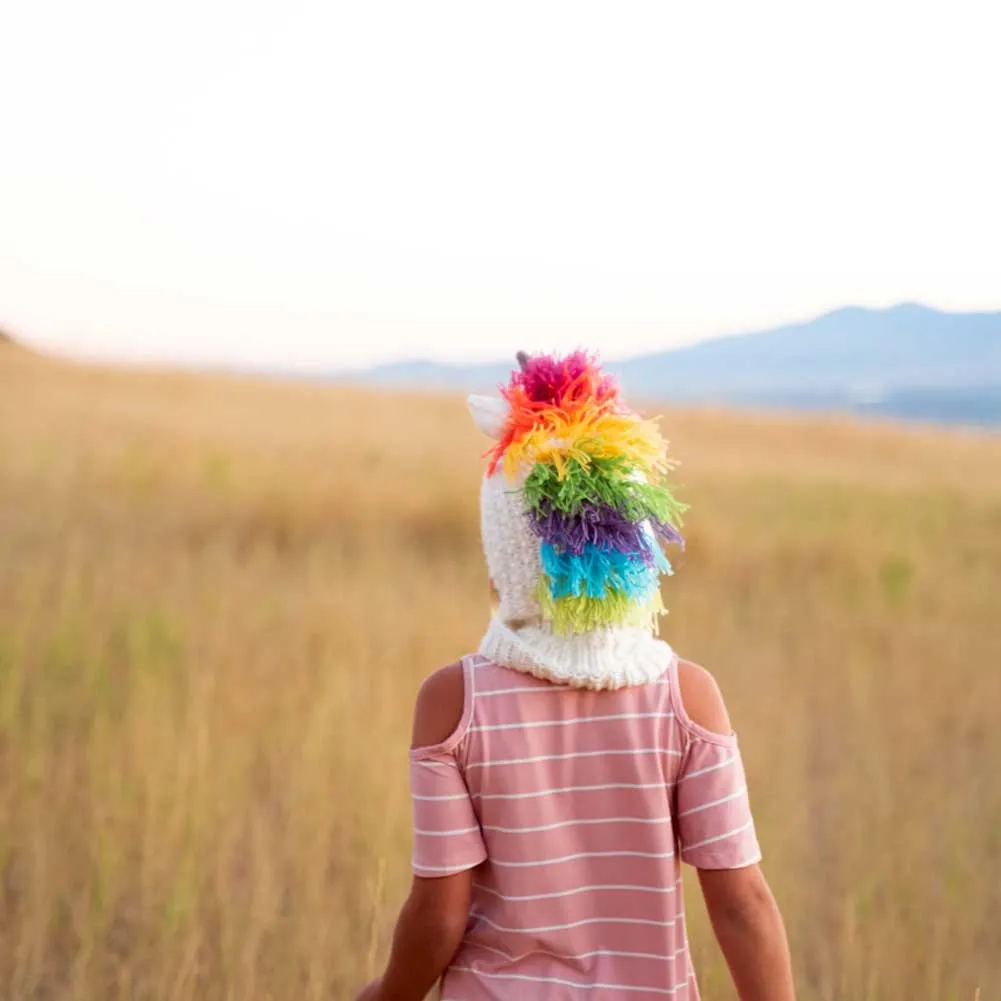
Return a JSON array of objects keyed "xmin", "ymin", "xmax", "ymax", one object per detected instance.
[{"xmin": 1, "ymin": 0, "xmax": 999, "ymax": 371}]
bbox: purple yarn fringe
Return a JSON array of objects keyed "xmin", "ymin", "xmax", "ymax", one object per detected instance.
[{"xmin": 529, "ymin": 502, "xmax": 684, "ymax": 562}]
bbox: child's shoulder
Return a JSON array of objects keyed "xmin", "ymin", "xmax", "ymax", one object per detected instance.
[
  {"xmin": 411, "ymin": 660, "xmax": 466, "ymax": 750},
  {"xmin": 673, "ymin": 657, "xmax": 734, "ymax": 738}
]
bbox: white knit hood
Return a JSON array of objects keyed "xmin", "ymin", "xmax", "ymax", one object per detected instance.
[{"xmin": 467, "ymin": 380, "xmax": 678, "ymax": 691}]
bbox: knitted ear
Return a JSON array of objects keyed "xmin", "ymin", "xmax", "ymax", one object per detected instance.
[{"xmin": 467, "ymin": 394, "xmax": 508, "ymax": 441}]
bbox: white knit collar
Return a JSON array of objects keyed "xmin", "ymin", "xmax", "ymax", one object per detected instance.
[{"xmin": 478, "ymin": 615, "xmax": 674, "ymax": 691}]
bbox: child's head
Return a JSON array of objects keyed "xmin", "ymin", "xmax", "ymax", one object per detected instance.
[{"xmin": 468, "ymin": 351, "xmax": 686, "ymax": 639}]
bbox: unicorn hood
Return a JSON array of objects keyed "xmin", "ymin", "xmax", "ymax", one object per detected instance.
[{"xmin": 468, "ymin": 351, "xmax": 687, "ymax": 690}]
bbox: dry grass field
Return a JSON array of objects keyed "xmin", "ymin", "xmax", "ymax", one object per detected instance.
[{"xmin": 1, "ymin": 342, "xmax": 1000, "ymax": 1000}]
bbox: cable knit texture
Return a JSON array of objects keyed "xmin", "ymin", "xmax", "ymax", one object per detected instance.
[{"xmin": 479, "ymin": 470, "xmax": 542, "ymax": 624}]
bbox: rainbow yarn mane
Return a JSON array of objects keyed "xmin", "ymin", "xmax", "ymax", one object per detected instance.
[{"xmin": 485, "ymin": 351, "xmax": 687, "ymax": 636}]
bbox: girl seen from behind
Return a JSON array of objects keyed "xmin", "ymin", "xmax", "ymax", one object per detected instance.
[{"xmin": 356, "ymin": 352, "xmax": 795, "ymax": 1001}]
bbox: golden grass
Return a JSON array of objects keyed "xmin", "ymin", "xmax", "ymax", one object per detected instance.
[{"xmin": 1, "ymin": 345, "xmax": 999, "ymax": 1000}]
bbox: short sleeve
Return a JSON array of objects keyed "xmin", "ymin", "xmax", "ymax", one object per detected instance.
[
  {"xmin": 410, "ymin": 746, "xmax": 487, "ymax": 878},
  {"xmin": 675, "ymin": 735, "xmax": 762, "ymax": 870}
]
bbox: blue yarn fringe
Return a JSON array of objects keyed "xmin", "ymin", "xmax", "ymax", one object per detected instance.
[{"xmin": 541, "ymin": 542, "xmax": 672, "ymax": 602}]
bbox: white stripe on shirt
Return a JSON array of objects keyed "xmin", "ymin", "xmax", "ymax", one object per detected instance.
[
  {"xmin": 683, "ymin": 818, "xmax": 756, "ymax": 851},
  {"xmin": 470, "ymin": 712, "xmax": 675, "ymax": 732},
  {"xmin": 413, "ymin": 826, "xmax": 481, "ymax": 837},
  {"xmin": 489, "ymin": 849, "xmax": 676, "ymax": 869},
  {"xmin": 465, "ymin": 747, "xmax": 681, "ymax": 770},
  {"xmin": 676, "ymin": 754, "xmax": 738, "ymax": 781},
  {"xmin": 448, "ymin": 966, "xmax": 694, "ymax": 996},
  {"xmin": 468, "ymin": 910, "xmax": 687, "ymax": 935},
  {"xmin": 476, "ymin": 781, "xmax": 668, "ymax": 801},
  {"xmin": 476, "ymin": 880, "xmax": 680, "ymax": 902},
  {"xmin": 412, "ymin": 858, "xmax": 484, "ymax": 874},
  {"xmin": 678, "ymin": 785, "xmax": 749, "ymax": 817},
  {"xmin": 483, "ymin": 816, "xmax": 671, "ymax": 835},
  {"xmin": 475, "ymin": 685, "xmax": 572, "ymax": 697},
  {"xmin": 467, "ymin": 939, "xmax": 690, "ymax": 965}
]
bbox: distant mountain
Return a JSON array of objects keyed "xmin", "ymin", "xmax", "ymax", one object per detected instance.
[
  {"xmin": 356, "ymin": 304, "xmax": 1001, "ymax": 427},
  {"xmin": 362, "ymin": 357, "xmax": 512, "ymax": 390},
  {"xmin": 0, "ymin": 328, "xmax": 27, "ymax": 354}
]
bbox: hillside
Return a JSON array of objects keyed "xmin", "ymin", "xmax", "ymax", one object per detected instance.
[
  {"xmin": 1, "ymin": 351, "xmax": 1000, "ymax": 999},
  {"xmin": 0, "ymin": 328, "xmax": 34, "ymax": 356},
  {"xmin": 361, "ymin": 303, "xmax": 1001, "ymax": 426}
]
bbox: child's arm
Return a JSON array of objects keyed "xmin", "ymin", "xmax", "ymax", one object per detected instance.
[
  {"xmin": 676, "ymin": 661, "xmax": 796, "ymax": 1001},
  {"xmin": 359, "ymin": 870, "xmax": 472, "ymax": 1001},
  {"xmin": 699, "ymin": 865, "xmax": 795, "ymax": 1001},
  {"xmin": 356, "ymin": 664, "xmax": 476, "ymax": 1001}
]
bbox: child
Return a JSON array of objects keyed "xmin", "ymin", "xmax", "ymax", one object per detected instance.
[{"xmin": 356, "ymin": 352, "xmax": 795, "ymax": 1001}]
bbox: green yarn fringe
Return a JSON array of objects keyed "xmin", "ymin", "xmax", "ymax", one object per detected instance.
[
  {"xmin": 524, "ymin": 454, "xmax": 688, "ymax": 528},
  {"xmin": 538, "ymin": 582, "xmax": 666, "ymax": 636}
]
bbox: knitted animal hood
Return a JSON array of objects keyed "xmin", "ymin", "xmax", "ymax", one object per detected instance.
[{"xmin": 468, "ymin": 351, "xmax": 687, "ymax": 690}]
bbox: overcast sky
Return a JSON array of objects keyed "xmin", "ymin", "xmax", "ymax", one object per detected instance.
[{"xmin": 1, "ymin": 0, "xmax": 999, "ymax": 371}]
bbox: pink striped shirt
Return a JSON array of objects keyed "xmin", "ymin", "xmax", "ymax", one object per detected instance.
[{"xmin": 410, "ymin": 654, "xmax": 761, "ymax": 1001}]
